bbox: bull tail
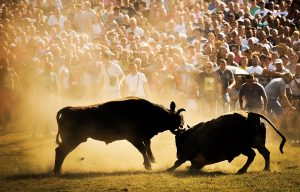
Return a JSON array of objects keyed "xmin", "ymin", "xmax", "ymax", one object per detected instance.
[
  {"xmin": 55, "ymin": 108, "xmax": 65, "ymax": 145},
  {"xmin": 256, "ymin": 113, "xmax": 286, "ymax": 154}
]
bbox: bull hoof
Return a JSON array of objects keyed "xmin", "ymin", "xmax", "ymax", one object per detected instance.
[
  {"xmin": 166, "ymin": 167, "xmax": 175, "ymax": 172},
  {"xmin": 144, "ymin": 163, "xmax": 152, "ymax": 170},
  {"xmin": 53, "ymin": 169, "xmax": 61, "ymax": 176},
  {"xmin": 237, "ymin": 169, "xmax": 246, "ymax": 174},
  {"xmin": 263, "ymin": 168, "xmax": 270, "ymax": 172},
  {"xmin": 149, "ymin": 157, "xmax": 156, "ymax": 163}
]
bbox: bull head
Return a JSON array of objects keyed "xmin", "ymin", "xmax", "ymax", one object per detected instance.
[
  {"xmin": 169, "ymin": 101, "xmax": 186, "ymax": 134},
  {"xmin": 170, "ymin": 101, "xmax": 186, "ymax": 116}
]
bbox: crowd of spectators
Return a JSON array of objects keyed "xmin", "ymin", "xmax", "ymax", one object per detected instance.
[{"xmin": 0, "ymin": 0, "xmax": 300, "ymax": 139}]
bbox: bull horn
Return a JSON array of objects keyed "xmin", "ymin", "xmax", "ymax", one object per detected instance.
[{"xmin": 176, "ymin": 108, "xmax": 186, "ymax": 115}]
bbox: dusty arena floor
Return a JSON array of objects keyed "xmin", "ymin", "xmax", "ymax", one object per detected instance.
[{"xmin": 0, "ymin": 129, "xmax": 299, "ymax": 192}]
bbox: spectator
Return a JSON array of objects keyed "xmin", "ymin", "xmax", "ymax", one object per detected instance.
[
  {"xmin": 47, "ymin": 7, "xmax": 67, "ymax": 31},
  {"xmin": 247, "ymin": 54, "xmax": 264, "ymax": 75},
  {"xmin": 35, "ymin": 61, "xmax": 59, "ymax": 135},
  {"xmin": 265, "ymin": 73, "xmax": 295, "ymax": 116},
  {"xmin": 0, "ymin": 58, "xmax": 18, "ymax": 130},
  {"xmin": 239, "ymin": 74, "xmax": 267, "ymax": 113},
  {"xmin": 124, "ymin": 62, "xmax": 151, "ymax": 98},
  {"xmin": 216, "ymin": 59, "xmax": 236, "ymax": 113},
  {"xmin": 286, "ymin": 53, "xmax": 298, "ymax": 74},
  {"xmin": 126, "ymin": 17, "xmax": 144, "ymax": 37},
  {"xmin": 98, "ymin": 50, "xmax": 125, "ymax": 101},
  {"xmin": 196, "ymin": 61, "xmax": 222, "ymax": 117},
  {"xmin": 288, "ymin": 64, "xmax": 300, "ymax": 109}
]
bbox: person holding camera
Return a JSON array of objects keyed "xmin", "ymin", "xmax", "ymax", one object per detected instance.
[
  {"xmin": 98, "ymin": 50, "xmax": 125, "ymax": 102},
  {"xmin": 124, "ymin": 60, "xmax": 151, "ymax": 99}
]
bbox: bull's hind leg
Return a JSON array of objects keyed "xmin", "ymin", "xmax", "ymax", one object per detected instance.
[
  {"xmin": 257, "ymin": 145, "xmax": 270, "ymax": 171},
  {"xmin": 254, "ymin": 124, "xmax": 270, "ymax": 171},
  {"xmin": 144, "ymin": 140, "xmax": 156, "ymax": 163},
  {"xmin": 130, "ymin": 140, "xmax": 152, "ymax": 170},
  {"xmin": 237, "ymin": 148, "xmax": 256, "ymax": 174},
  {"xmin": 53, "ymin": 142, "xmax": 81, "ymax": 175}
]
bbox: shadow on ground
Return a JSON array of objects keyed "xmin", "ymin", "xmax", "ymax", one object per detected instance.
[{"xmin": 4, "ymin": 169, "xmax": 234, "ymax": 181}]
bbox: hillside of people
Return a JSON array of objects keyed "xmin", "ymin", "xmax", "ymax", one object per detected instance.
[{"xmin": 0, "ymin": 0, "xmax": 299, "ymax": 143}]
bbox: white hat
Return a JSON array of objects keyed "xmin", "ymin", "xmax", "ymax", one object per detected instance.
[{"xmin": 274, "ymin": 59, "xmax": 283, "ymax": 64}]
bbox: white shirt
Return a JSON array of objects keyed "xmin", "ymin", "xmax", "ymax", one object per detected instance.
[
  {"xmin": 174, "ymin": 23, "xmax": 186, "ymax": 36},
  {"xmin": 274, "ymin": 11, "xmax": 288, "ymax": 17},
  {"xmin": 126, "ymin": 27, "xmax": 144, "ymax": 37},
  {"xmin": 125, "ymin": 72, "xmax": 147, "ymax": 97},
  {"xmin": 47, "ymin": 15, "xmax": 67, "ymax": 30},
  {"xmin": 58, "ymin": 65, "xmax": 70, "ymax": 89},
  {"xmin": 255, "ymin": 8, "xmax": 270, "ymax": 17},
  {"xmin": 268, "ymin": 63, "xmax": 276, "ymax": 71},
  {"xmin": 99, "ymin": 61, "xmax": 124, "ymax": 92},
  {"xmin": 246, "ymin": 65, "xmax": 264, "ymax": 75},
  {"xmin": 92, "ymin": 23, "xmax": 103, "ymax": 38}
]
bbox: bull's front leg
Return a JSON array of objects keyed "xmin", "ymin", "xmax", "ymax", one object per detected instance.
[
  {"xmin": 237, "ymin": 148, "xmax": 256, "ymax": 174},
  {"xmin": 144, "ymin": 139, "xmax": 156, "ymax": 163},
  {"xmin": 166, "ymin": 159, "xmax": 186, "ymax": 172},
  {"xmin": 130, "ymin": 140, "xmax": 152, "ymax": 170},
  {"xmin": 53, "ymin": 142, "xmax": 81, "ymax": 175}
]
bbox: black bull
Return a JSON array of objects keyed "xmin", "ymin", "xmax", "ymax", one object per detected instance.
[
  {"xmin": 54, "ymin": 97, "xmax": 185, "ymax": 175},
  {"xmin": 168, "ymin": 112, "xmax": 286, "ymax": 173}
]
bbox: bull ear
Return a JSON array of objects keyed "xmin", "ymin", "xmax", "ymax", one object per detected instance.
[{"xmin": 170, "ymin": 101, "xmax": 176, "ymax": 112}]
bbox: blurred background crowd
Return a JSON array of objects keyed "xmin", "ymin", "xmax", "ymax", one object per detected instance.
[{"xmin": 0, "ymin": 0, "xmax": 299, "ymax": 141}]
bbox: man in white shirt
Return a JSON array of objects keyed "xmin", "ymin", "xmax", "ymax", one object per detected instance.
[
  {"xmin": 124, "ymin": 61, "xmax": 151, "ymax": 98},
  {"xmin": 47, "ymin": 7, "xmax": 67, "ymax": 31},
  {"xmin": 247, "ymin": 55, "xmax": 264, "ymax": 75},
  {"xmin": 98, "ymin": 51, "xmax": 125, "ymax": 102},
  {"xmin": 126, "ymin": 17, "xmax": 144, "ymax": 37},
  {"xmin": 255, "ymin": 1, "xmax": 270, "ymax": 17}
]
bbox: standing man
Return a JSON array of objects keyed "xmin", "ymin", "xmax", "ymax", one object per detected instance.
[
  {"xmin": 124, "ymin": 62, "xmax": 151, "ymax": 98},
  {"xmin": 197, "ymin": 61, "xmax": 222, "ymax": 117},
  {"xmin": 0, "ymin": 58, "xmax": 18, "ymax": 129},
  {"xmin": 246, "ymin": 54, "xmax": 264, "ymax": 75},
  {"xmin": 35, "ymin": 62, "xmax": 59, "ymax": 135},
  {"xmin": 216, "ymin": 59, "xmax": 236, "ymax": 113},
  {"xmin": 98, "ymin": 51, "xmax": 125, "ymax": 102},
  {"xmin": 265, "ymin": 73, "xmax": 295, "ymax": 116},
  {"xmin": 239, "ymin": 74, "xmax": 268, "ymax": 114}
]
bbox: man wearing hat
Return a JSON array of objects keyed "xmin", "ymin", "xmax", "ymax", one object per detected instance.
[
  {"xmin": 268, "ymin": 58, "xmax": 290, "ymax": 77},
  {"xmin": 98, "ymin": 50, "xmax": 125, "ymax": 102}
]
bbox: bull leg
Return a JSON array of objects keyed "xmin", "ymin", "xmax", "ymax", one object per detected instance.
[
  {"xmin": 166, "ymin": 159, "xmax": 186, "ymax": 172},
  {"xmin": 237, "ymin": 148, "xmax": 256, "ymax": 174},
  {"xmin": 144, "ymin": 140, "xmax": 156, "ymax": 163},
  {"xmin": 257, "ymin": 146, "xmax": 270, "ymax": 171},
  {"xmin": 130, "ymin": 141, "xmax": 152, "ymax": 170},
  {"xmin": 53, "ymin": 142, "xmax": 80, "ymax": 175}
]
